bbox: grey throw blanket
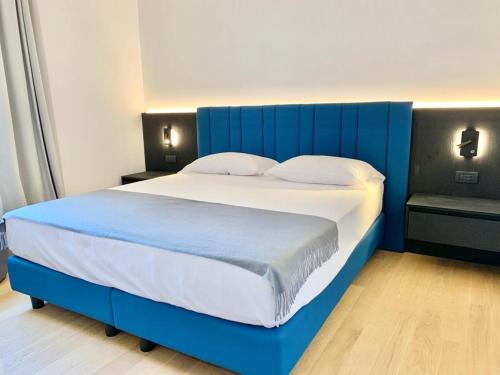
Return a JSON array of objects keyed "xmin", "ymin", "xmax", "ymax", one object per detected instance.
[{"xmin": 4, "ymin": 189, "xmax": 339, "ymax": 320}]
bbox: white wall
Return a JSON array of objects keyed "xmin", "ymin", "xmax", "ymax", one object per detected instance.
[
  {"xmin": 24, "ymin": 0, "xmax": 500, "ymax": 193},
  {"xmin": 31, "ymin": 0, "xmax": 145, "ymax": 195},
  {"xmin": 138, "ymin": 0, "xmax": 500, "ymax": 110}
]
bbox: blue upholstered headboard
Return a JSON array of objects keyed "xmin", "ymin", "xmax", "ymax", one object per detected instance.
[{"xmin": 196, "ymin": 102, "xmax": 413, "ymax": 251}]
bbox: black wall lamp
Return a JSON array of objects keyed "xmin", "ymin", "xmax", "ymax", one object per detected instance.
[
  {"xmin": 457, "ymin": 128, "xmax": 479, "ymax": 157},
  {"xmin": 164, "ymin": 124, "xmax": 172, "ymax": 147}
]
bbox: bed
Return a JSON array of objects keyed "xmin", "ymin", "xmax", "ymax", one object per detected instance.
[{"xmin": 6, "ymin": 101, "xmax": 412, "ymax": 374}]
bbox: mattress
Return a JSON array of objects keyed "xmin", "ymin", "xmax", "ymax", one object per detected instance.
[{"xmin": 6, "ymin": 173, "xmax": 383, "ymax": 328}]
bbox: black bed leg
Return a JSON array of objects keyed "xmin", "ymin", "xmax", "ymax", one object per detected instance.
[
  {"xmin": 104, "ymin": 324, "xmax": 120, "ymax": 337},
  {"xmin": 30, "ymin": 296, "xmax": 45, "ymax": 310},
  {"xmin": 139, "ymin": 338, "xmax": 157, "ymax": 352}
]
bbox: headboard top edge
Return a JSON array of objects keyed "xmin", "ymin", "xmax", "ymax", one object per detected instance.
[{"xmin": 197, "ymin": 101, "xmax": 413, "ymax": 112}]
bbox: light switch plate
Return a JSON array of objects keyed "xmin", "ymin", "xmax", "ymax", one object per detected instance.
[
  {"xmin": 165, "ymin": 154, "xmax": 177, "ymax": 164},
  {"xmin": 455, "ymin": 170, "xmax": 479, "ymax": 184}
]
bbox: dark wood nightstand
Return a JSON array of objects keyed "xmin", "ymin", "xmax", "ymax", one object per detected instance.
[
  {"xmin": 121, "ymin": 171, "xmax": 174, "ymax": 185},
  {"xmin": 406, "ymin": 193, "xmax": 500, "ymax": 254}
]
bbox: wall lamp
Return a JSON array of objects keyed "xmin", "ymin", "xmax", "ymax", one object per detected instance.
[
  {"xmin": 163, "ymin": 124, "xmax": 180, "ymax": 147},
  {"xmin": 164, "ymin": 124, "xmax": 172, "ymax": 146},
  {"xmin": 456, "ymin": 128, "xmax": 479, "ymax": 157}
]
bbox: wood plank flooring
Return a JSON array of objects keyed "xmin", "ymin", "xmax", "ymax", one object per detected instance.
[{"xmin": 0, "ymin": 250, "xmax": 499, "ymax": 375}]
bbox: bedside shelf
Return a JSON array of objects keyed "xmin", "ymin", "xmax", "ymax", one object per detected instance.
[
  {"xmin": 407, "ymin": 193, "xmax": 500, "ymax": 220},
  {"xmin": 406, "ymin": 193, "xmax": 500, "ymax": 254},
  {"xmin": 121, "ymin": 171, "xmax": 174, "ymax": 185}
]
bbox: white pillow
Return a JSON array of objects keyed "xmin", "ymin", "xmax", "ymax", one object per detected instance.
[
  {"xmin": 182, "ymin": 152, "xmax": 278, "ymax": 176},
  {"xmin": 266, "ymin": 155, "xmax": 385, "ymax": 187}
]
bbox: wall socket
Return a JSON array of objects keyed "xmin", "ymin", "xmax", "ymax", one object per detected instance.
[
  {"xmin": 455, "ymin": 170, "xmax": 479, "ymax": 184},
  {"xmin": 165, "ymin": 154, "xmax": 177, "ymax": 164}
]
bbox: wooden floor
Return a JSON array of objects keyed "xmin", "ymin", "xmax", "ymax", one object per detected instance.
[{"xmin": 1, "ymin": 250, "xmax": 499, "ymax": 375}]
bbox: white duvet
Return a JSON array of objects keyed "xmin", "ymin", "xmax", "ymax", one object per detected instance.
[{"xmin": 6, "ymin": 173, "xmax": 383, "ymax": 327}]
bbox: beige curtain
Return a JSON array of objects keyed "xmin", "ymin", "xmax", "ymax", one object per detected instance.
[
  {"xmin": 0, "ymin": 195, "xmax": 6, "ymax": 280},
  {"xmin": 0, "ymin": 0, "xmax": 65, "ymax": 256},
  {"xmin": 0, "ymin": 34, "xmax": 25, "ymax": 253},
  {"xmin": 0, "ymin": 0, "xmax": 65, "ymax": 208}
]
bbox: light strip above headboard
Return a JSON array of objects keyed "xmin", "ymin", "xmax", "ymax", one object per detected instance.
[
  {"xmin": 197, "ymin": 102, "xmax": 413, "ymax": 252},
  {"xmin": 145, "ymin": 108, "xmax": 197, "ymax": 114},
  {"xmin": 413, "ymin": 101, "xmax": 500, "ymax": 109}
]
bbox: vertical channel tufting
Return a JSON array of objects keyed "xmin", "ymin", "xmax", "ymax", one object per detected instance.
[
  {"xmin": 261, "ymin": 109, "xmax": 264, "ymax": 157},
  {"xmin": 196, "ymin": 107, "xmax": 211, "ymax": 157},
  {"xmin": 298, "ymin": 106, "xmax": 301, "ymax": 156},
  {"xmin": 339, "ymin": 105, "xmax": 343, "ymax": 155},
  {"xmin": 241, "ymin": 107, "xmax": 264, "ymax": 155},
  {"xmin": 356, "ymin": 102, "xmax": 390, "ymax": 174},
  {"xmin": 209, "ymin": 107, "xmax": 230, "ymax": 153},
  {"xmin": 239, "ymin": 107, "xmax": 242, "ymax": 152},
  {"xmin": 275, "ymin": 105, "xmax": 300, "ymax": 162},
  {"xmin": 313, "ymin": 104, "xmax": 342, "ymax": 156},
  {"xmin": 340, "ymin": 103, "xmax": 358, "ymax": 159},
  {"xmin": 227, "ymin": 109, "xmax": 231, "ymax": 152},
  {"xmin": 383, "ymin": 102, "xmax": 413, "ymax": 251},
  {"xmin": 312, "ymin": 105, "xmax": 316, "ymax": 154},
  {"xmin": 273, "ymin": 106, "xmax": 276, "ymax": 159},
  {"xmin": 229, "ymin": 107, "xmax": 242, "ymax": 152},
  {"xmin": 299, "ymin": 105, "xmax": 314, "ymax": 155},
  {"xmin": 263, "ymin": 106, "xmax": 276, "ymax": 159},
  {"xmin": 355, "ymin": 105, "xmax": 359, "ymax": 158}
]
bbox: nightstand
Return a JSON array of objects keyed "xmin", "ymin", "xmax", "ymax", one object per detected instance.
[
  {"xmin": 406, "ymin": 194, "xmax": 500, "ymax": 261},
  {"xmin": 121, "ymin": 171, "xmax": 174, "ymax": 185}
]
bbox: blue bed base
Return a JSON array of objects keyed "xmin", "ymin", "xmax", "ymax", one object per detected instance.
[
  {"xmin": 8, "ymin": 254, "xmax": 115, "ymax": 325},
  {"xmin": 8, "ymin": 101, "xmax": 412, "ymax": 374},
  {"xmin": 8, "ymin": 214, "xmax": 384, "ymax": 375}
]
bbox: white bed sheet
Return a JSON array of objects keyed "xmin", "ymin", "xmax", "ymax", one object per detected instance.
[{"xmin": 6, "ymin": 173, "xmax": 383, "ymax": 328}]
